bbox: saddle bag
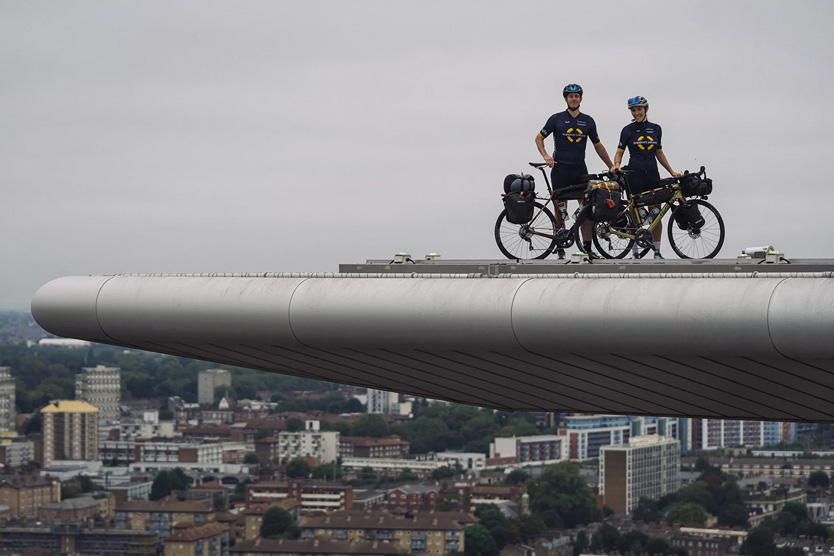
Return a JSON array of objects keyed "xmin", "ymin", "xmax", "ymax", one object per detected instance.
[
  {"xmin": 674, "ymin": 204, "xmax": 705, "ymax": 231},
  {"xmin": 503, "ymin": 173, "xmax": 535, "ymax": 194},
  {"xmin": 503, "ymin": 191, "xmax": 536, "ymax": 224},
  {"xmin": 585, "ymin": 180, "xmax": 622, "ymax": 222}
]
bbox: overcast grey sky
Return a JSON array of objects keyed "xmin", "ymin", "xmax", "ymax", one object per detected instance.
[{"xmin": 2, "ymin": 1, "xmax": 833, "ymax": 309}]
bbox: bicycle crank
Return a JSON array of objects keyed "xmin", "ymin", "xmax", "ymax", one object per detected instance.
[{"xmin": 635, "ymin": 229, "xmax": 654, "ymax": 249}]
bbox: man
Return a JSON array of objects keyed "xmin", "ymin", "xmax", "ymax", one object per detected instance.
[{"xmin": 535, "ymin": 83, "xmax": 614, "ymax": 259}]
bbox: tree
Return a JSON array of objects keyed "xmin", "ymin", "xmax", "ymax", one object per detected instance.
[
  {"xmin": 591, "ymin": 522, "xmax": 620, "ymax": 553},
  {"xmin": 243, "ymin": 452, "xmax": 260, "ymax": 464},
  {"xmin": 351, "ymin": 414, "xmax": 389, "ymax": 437},
  {"xmin": 645, "ymin": 537, "xmax": 671, "ymax": 556},
  {"xmin": 677, "ymin": 482, "xmax": 718, "ymax": 515},
  {"xmin": 665, "ymin": 502, "xmax": 708, "ymax": 527},
  {"xmin": 474, "ymin": 504, "xmax": 519, "ymax": 549},
  {"xmin": 286, "ymin": 418, "xmax": 305, "ymax": 432},
  {"xmin": 435, "ymin": 493, "xmax": 464, "ymax": 512},
  {"xmin": 740, "ymin": 524, "xmax": 776, "ymax": 556},
  {"xmin": 312, "ymin": 463, "xmax": 343, "ymax": 481},
  {"xmin": 150, "ymin": 468, "xmax": 189, "ymax": 501},
  {"xmin": 464, "ymin": 524, "xmax": 499, "ymax": 556},
  {"xmin": 285, "ymin": 458, "xmax": 312, "ymax": 479},
  {"xmin": 515, "ymin": 513, "xmax": 546, "ymax": 544},
  {"xmin": 526, "ymin": 462, "xmax": 601, "ymax": 528},
  {"xmin": 617, "ymin": 530, "xmax": 649, "ymax": 555},
  {"xmin": 809, "ymin": 471, "xmax": 830, "ymax": 488},
  {"xmin": 505, "ymin": 468, "xmax": 529, "ymax": 486},
  {"xmin": 718, "ymin": 503, "xmax": 749, "ymax": 528},
  {"xmin": 633, "ymin": 497, "xmax": 663, "ymax": 523},
  {"xmin": 430, "ymin": 466, "xmax": 456, "ymax": 481},
  {"xmin": 260, "ymin": 506, "xmax": 295, "ymax": 539},
  {"xmin": 150, "ymin": 471, "xmax": 172, "ymax": 501}
]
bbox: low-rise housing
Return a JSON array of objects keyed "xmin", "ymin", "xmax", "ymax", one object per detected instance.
[
  {"xmin": 339, "ymin": 436, "xmax": 410, "ymax": 459},
  {"xmin": 299, "ymin": 509, "xmax": 467, "ymax": 554},
  {"xmin": 164, "ymin": 521, "xmax": 230, "ymax": 556},
  {"xmin": 245, "ymin": 480, "xmax": 353, "ymax": 514},
  {"xmin": 231, "ymin": 537, "xmax": 407, "ymax": 556},
  {"xmin": 0, "ymin": 474, "xmax": 60, "ymax": 519},
  {"xmin": 115, "ymin": 498, "xmax": 215, "ymax": 538}
]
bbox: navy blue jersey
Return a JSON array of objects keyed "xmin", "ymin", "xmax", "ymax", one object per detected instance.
[
  {"xmin": 617, "ymin": 120, "xmax": 663, "ymax": 171},
  {"xmin": 539, "ymin": 111, "xmax": 601, "ymax": 165}
]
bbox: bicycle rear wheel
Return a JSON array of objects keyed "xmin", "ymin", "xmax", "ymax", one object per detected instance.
[
  {"xmin": 668, "ymin": 199, "xmax": 725, "ymax": 259},
  {"xmin": 592, "ymin": 211, "xmax": 636, "ymax": 259},
  {"xmin": 495, "ymin": 202, "xmax": 558, "ymax": 260}
]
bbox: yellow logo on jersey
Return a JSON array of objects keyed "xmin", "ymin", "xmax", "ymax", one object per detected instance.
[
  {"xmin": 637, "ymin": 135, "xmax": 655, "ymax": 150},
  {"xmin": 566, "ymin": 128, "xmax": 584, "ymax": 143}
]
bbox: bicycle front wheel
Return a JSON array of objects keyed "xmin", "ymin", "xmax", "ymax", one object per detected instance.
[
  {"xmin": 592, "ymin": 211, "xmax": 636, "ymax": 259},
  {"xmin": 668, "ymin": 199, "xmax": 725, "ymax": 259},
  {"xmin": 495, "ymin": 202, "xmax": 558, "ymax": 260}
]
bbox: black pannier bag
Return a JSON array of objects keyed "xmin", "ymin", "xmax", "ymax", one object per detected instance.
[
  {"xmin": 680, "ymin": 174, "xmax": 713, "ymax": 197},
  {"xmin": 503, "ymin": 191, "xmax": 536, "ymax": 224},
  {"xmin": 634, "ymin": 186, "xmax": 675, "ymax": 206},
  {"xmin": 674, "ymin": 204, "xmax": 706, "ymax": 231},
  {"xmin": 503, "ymin": 173, "xmax": 535, "ymax": 194},
  {"xmin": 585, "ymin": 180, "xmax": 622, "ymax": 222}
]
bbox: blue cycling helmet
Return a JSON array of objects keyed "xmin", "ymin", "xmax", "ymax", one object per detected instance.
[
  {"xmin": 627, "ymin": 96, "xmax": 649, "ymax": 109},
  {"xmin": 563, "ymin": 83, "xmax": 583, "ymax": 98}
]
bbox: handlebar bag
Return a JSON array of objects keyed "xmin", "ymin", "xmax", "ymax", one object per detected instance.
[{"xmin": 680, "ymin": 174, "xmax": 713, "ymax": 197}]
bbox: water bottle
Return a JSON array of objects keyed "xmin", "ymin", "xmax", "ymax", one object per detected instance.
[
  {"xmin": 648, "ymin": 207, "xmax": 661, "ymax": 223},
  {"xmin": 557, "ymin": 201, "xmax": 569, "ymax": 222},
  {"xmin": 573, "ymin": 206, "xmax": 583, "ymax": 220},
  {"xmin": 637, "ymin": 207, "xmax": 648, "ymax": 222}
]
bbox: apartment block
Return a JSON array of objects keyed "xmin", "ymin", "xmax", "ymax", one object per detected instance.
[
  {"xmin": 76, "ymin": 365, "xmax": 122, "ymax": 424},
  {"xmin": 367, "ymin": 389, "xmax": 399, "ymax": 414},
  {"xmin": 0, "ymin": 436, "xmax": 35, "ymax": 470},
  {"xmin": 198, "ymin": 369, "xmax": 232, "ymax": 406},
  {"xmin": 689, "ymin": 419, "xmax": 783, "ymax": 450},
  {"xmin": 489, "ymin": 434, "xmax": 568, "ymax": 464},
  {"xmin": 0, "ymin": 367, "xmax": 16, "ymax": 432},
  {"xmin": 600, "ymin": 435, "xmax": 681, "ymax": 514},
  {"xmin": 277, "ymin": 420, "xmax": 338, "ymax": 463},
  {"xmin": 558, "ymin": 414, "xmax": 631, "ymax": 460},
  {"xmin": 41, "ymin": 400, "xmax": 99, "ymax": 466}
]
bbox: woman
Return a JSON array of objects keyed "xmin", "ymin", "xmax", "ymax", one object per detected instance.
[{"xmin": 611, "ymin": 96, "xmax": 681, "ymax": 259}]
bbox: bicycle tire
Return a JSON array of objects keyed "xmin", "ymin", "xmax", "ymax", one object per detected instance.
[
  {"xmin": 494, "ymin": 202, "xmax": 558, "ymax": 260},
  {"xmin": 668, "ymin": 199, "xmax": 725, "ymax": 259},
  {"xmin": 592, "ymin": 212, "xmax": 636, "ymax": 259}
]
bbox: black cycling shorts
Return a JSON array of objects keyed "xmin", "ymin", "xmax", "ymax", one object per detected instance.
[
  {"xmin": 550, "ymin": 162, "xmax": 589, "ymax": 191},
  {"xmin": 624, "ymin": 167, "xmax": 660, "ymax": 195}
]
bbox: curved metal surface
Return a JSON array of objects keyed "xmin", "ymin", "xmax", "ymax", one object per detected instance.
[
  {"xmin": 33, "ymin": 274, "xmax": 833, "ymax": 356},
  {"xmin": 29, "ymin": 272, "xmax": 834, "ymax": 421}
]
